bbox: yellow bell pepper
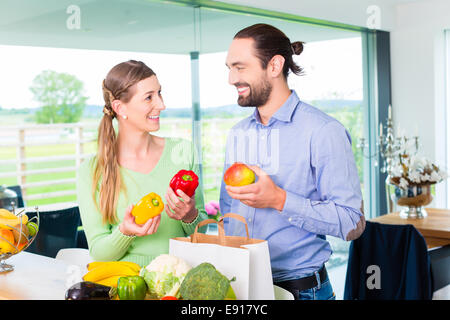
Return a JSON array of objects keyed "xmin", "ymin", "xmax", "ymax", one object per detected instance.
[{"xmin": 131, "ymin": 192, "xmax": 164, "ymax": 225}]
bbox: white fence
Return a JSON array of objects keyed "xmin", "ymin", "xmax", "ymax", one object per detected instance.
[
  {"xmin": 0, "ymin": 122, "xmax": 97, "ymax": 201},
  {"xmin": 0, "ymin": 119, "xmax": 235, "ymax": 204}
]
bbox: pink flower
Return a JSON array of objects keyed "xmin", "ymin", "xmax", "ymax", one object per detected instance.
[
  {"xmin": 205, "ymin": 203, "xmax": 218, "ymax": 216},
  {"xmin": 209, "ymin": 200, "xmax": 220, "ymax": 210},
  {"xmin": 205, "ymin": 200, "xmax": 221, "ymax": 216}
]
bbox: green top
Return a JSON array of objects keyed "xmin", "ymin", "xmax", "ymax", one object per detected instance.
[{"xmin": 76, "ymin": 137, "xmax": 208, "ymax": 267}]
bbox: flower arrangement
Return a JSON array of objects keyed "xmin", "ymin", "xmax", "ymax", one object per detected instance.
[
  {"xmin": 205, "ymin": 200, "xmax": 221, "ymax": 221},
  {"xmin": 389, "ymin": 154, "xmax": 448, "ymax": 190}
]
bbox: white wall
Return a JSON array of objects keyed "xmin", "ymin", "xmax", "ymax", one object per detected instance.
[{"xmin": 390, "ymin": 0, "xmax": 449, "ymax": 207}]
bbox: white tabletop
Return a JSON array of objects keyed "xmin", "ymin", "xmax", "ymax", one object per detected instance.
[
  {"xmin": 0, "ymin": 251, "xmax": 74, "ymax": 300},
  {"xmin": 0, "ymin": 251, "xmax": 294, "ymax": 300},
  {"xmin": 19, "ymin": 202, "xmax": 79, "ymax": 213}
]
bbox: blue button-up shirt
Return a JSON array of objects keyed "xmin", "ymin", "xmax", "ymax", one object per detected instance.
[{"xmin": 219, "ymin": 90, "xmax": 363, "ymax": 282}]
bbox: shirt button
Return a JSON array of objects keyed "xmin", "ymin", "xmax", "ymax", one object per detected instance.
[
  {"xmin": 288, "ymin": 217, "xmax": 292, "ymax": 222},
  {"xmin": 248, "ymin": 217, "xmax": 252, "ymax": 223}
]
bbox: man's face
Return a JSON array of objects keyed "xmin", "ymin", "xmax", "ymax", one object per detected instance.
[{"xmin": 226, "ymin": 38, "xmax": 272, "ymax": 107}]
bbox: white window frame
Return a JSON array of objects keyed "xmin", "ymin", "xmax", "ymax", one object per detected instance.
[{"xmin": 446, "ymin": 30, "xmax": 450, "ymax": 207}]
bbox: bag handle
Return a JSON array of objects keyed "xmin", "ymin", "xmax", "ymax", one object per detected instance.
[
  {"xmin": 191, "ymin": 218, "xmax": 226, "ymax": 245},
  {"xmin": 191, "ymin": 213, "xmax": 250, "ymax": 244},
  {"xmin": 218, "ymin": 212, "xmax": 250, "ymax": 240}
]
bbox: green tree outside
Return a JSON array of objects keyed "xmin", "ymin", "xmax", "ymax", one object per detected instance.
[
  {"xmin": 330, "ymin": 106, "xmax": 364, "ymax": 183},
  {"xmin": 30, "ymin": 70, "xmax": 88, "ymax": 124}
]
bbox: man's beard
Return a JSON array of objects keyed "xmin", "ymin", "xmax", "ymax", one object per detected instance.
[{"xmin": 236, "ymin": 78, "xmax": 272, "ymax": 107}]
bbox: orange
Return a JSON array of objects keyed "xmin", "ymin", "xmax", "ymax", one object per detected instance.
[{"xmin": 0, "ymin": 229, "xmax": 16, "ymax": 254}]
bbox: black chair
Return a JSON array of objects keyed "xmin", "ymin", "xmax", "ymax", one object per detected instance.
[
  {"xmin": 76, "ymin": 223, "xmax": 89, "ymax": 249},
  {"xmin": 25, "ymin": 206, "xmax": 81, "ymax": 258},
  {"xmin": 429, "ymin": 245, "xmax": 450, "ymax": 293},
  {"xmin": 343, "ymin": 221, "xmax": 433, "ymax": 300},
  {"xmin": 8, "ymin": 185, "xmax": 25, "ymax": 208}
]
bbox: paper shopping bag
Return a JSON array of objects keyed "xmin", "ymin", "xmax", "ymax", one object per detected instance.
[{"xmin": 169, "ymin": 213, "xmax": 274, "ymax": 300}]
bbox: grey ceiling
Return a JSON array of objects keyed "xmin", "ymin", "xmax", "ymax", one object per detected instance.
[{"xmin": 0, "ymin": 0, "xmax": 361, "ymax": 54}]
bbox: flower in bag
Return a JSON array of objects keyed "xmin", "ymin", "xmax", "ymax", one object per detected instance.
[{"xmin": 205, "ymin": 201, "xmax": 221, "ymax": 221}]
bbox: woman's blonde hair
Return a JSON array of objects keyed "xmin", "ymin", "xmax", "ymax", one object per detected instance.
[{"xmin": 93, "ymin": 60, "xmax": 155, "ymax": 224}]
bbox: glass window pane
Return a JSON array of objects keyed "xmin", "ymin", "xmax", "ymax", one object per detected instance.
[
  {"xmin": 198, "ymin": 8, "xmax": 366, "ymax": 294},
  {"xmin": 0, "ymin": 1, "xmax": 196, "ymax": 205}
]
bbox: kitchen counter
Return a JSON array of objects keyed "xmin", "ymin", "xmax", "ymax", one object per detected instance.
[
  {"xmin": 0, "ymin": 251, "xmax": 75, "ymax": 300},
  {"xmin": 1, "ymin": 251, "xmax": 294, "ymax": 300}
]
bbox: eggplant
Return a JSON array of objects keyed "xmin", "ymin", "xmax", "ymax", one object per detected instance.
[{"xmin": 65, "ymin": 281, "xmax": 117, "ymax": 300}]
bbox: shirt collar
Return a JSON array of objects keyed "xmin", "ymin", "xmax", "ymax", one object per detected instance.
[{"xmin": 250, "ymin": 90, "xmax": 301, "ymax": 125}]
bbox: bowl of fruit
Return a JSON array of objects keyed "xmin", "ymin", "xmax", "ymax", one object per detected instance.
[{"xmin": 0, "ymin": 206, "xmax": 39, "ymax": 273}]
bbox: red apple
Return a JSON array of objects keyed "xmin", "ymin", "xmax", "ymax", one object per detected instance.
[{"xmin": 224, "ymin": 163, "xmax": 256, "ymax": 186}]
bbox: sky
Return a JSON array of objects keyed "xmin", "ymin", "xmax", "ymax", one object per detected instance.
[{"xmin": 0, "ymin": 37, "xmax": 363, "ymax": 110}]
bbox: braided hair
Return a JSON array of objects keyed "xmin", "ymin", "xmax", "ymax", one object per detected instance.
[{"xmin": 93, "ymin": 60, "xmax": 155, "ymax": 224}]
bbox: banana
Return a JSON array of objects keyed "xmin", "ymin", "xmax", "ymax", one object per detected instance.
[
  {"xmin": 0, "ymin": 209, "xmax": 16, "ymax": 219},
  {"xmin": 96, "ymin": 275, "xmax": 122, "ymax": 288},
  {"xmin": 87, "ymin": 261, "xmax": 141, "ymax": 273},
  {"xmin": 83, "ymin": 264, "xmax": 139, "ymax": 282},
  {"xmin": 0, "ymin": 211, "xmax": 28, "ymax": 230}
]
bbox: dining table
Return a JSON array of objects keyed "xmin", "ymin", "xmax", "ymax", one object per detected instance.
[
  {"xmin": 0, "ymin": 251, "xmax": 294, "ymax": 300},
  {"xmin": 0, "ymin": 251, "xmax": 77, "ymax": 300},
  {"xmin": 16, "ymin": 201, "xmax": 79, "ymax": 214},
  {"xmin": 370, "ymin": 207, "xmax": 450, "ymax": 249}
]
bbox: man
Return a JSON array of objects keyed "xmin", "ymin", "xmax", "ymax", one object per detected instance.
[{"xmin": 220, "ymin": 23, "xmax": 366, "ymax": 300}]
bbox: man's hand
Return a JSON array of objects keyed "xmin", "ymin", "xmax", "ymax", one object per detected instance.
[
  {"xmin": 345, "ymin": 215, "xmax": 366, "ymax": 241},
  {"xmin": 225, "ymin": 165, "xmax": 286, "ymax": 211}
]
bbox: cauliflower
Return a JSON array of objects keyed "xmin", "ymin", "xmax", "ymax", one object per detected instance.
[{"xmin": 140, "ymin": 254, "xmax": 192, "ymax": 299}]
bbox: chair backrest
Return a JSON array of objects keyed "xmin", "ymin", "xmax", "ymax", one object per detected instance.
[
  {"xmin": 55, "ymin": 248, "xmax": 94, "ymax": 271},
  {"xmin": 429, "ymin": 245, "xmax": 450, "ymax": 293},
  {"xmin": 343, "ymin": 221, "xmax": 432, "ymax": 300},
  {"xmin": 7, "ymin": 185, "xmax": 25, "ymax": 208},
  {"xmin": 25, "ymin": 206, "xmax": 81, "ymax": 258}
]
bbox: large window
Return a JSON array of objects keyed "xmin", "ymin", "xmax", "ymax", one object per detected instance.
[
  {"xmin": 0, "ymin": 0, "xmax": 377, "ymax": 282},
  {"xmin": 197, "ymin": 9, "xmax": 365, "ymax": 273},
  {"xmin": 446, "ymin": 29, "xmax": 450, "ymax": 206}
]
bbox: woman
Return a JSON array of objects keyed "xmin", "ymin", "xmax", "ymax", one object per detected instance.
[{"xmin": 76, "ymin": 60, "xmax": 208, "ymax": 267}]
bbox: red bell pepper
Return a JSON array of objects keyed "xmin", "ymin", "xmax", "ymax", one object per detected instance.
[
  {"xmin": 169, "ymin": 170, "xmax": 199, "ymax": 197},
  {"xmin": 161, "ymin": 295, "xmax": 178, "ymax": 300}
]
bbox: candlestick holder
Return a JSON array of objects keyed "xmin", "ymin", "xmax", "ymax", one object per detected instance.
[
  {"xmin": 357, "ymin": 105, "xmax": 420, "ymax": 214},
  {"xmin": 358, "ymin": 105, "xmax": 419, "ymax": 173}
]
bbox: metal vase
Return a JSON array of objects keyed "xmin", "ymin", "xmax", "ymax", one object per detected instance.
[{"xmin": 392, "ymin": 184, "xmax": 433, "ymax": 219}]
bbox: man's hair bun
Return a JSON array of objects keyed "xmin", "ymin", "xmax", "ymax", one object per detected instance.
[{"xmin": 291, "ymin": 41, "xmax": 305, "ymax": 55}]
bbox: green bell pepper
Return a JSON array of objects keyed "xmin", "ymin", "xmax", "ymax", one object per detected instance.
[{"xmin": 117, "ymin": 276, "xmax": 147, "ymax": 300}]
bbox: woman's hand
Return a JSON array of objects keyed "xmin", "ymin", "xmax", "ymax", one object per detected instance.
[
  {"xmin": 119, "ymin": 204, "xmax": 161, "ymax": 237},
  {"xmin": 164, "ymin": 187, "xmax": 198, "ymax": 223}
]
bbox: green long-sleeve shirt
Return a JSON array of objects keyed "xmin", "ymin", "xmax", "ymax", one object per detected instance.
[{"xmin": 76, "ymin": 137, "xmax": 208, "ymax": 267}]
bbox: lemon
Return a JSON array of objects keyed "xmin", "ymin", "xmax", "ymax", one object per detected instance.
[{"xmin": 225, "ymin": 285, "xmax": 237, "ymax": 300}]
